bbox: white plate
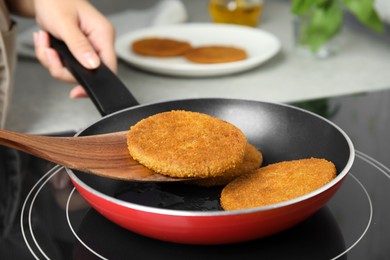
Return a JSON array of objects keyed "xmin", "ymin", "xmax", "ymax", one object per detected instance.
[{"xmin": 115, "ymin": 23, "xmax": 281, "ymax": 77}]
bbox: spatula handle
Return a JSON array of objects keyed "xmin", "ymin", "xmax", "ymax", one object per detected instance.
[{"xmin": 0, "ymin": 129, "xmax": 65, "ymax": 164}]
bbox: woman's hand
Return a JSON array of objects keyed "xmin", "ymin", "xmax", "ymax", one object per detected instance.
[{"xmin": 32, "ymin": 0, "xmax": 116, "ymax": 98}]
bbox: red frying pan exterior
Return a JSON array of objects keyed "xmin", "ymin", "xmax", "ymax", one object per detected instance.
[
  {"xmin": 70, "ymin": 171, "xmax": 345, "ymax": 244},
  {"xmin": 51, "ymin": 36, "xmax": 354, "ymax": 245}
]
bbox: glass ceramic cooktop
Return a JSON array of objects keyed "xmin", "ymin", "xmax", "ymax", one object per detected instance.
[{"xmin": 2, "ymin": 89, "xmax": 390, "ymax": 259}]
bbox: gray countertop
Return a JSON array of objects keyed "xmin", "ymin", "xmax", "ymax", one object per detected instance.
[{"xmin": 6, "ymin": 0, "xmax": 390, "ymax": 134}]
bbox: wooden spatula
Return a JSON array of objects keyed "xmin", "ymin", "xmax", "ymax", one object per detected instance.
[{"xmin": 0, "ymin": 130, "xmax": 186, "ymax": 182}]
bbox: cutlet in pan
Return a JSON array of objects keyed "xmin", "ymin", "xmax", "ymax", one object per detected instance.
[
  {"xmin": 220, "ymin": 158, "xmax": 337, "ymax": 210},
  {"xmin": 191, "ymin": 143, "xmax": 263, "ymax": 187},
  {"xmin": 127, "ymin": 110, "xmax": 247, "ymax": 178}
]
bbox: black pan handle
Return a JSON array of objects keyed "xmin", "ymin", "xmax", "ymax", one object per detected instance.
[{"xmin": 49, "ymin": 34, "xmax": 139, "ymax": 116}]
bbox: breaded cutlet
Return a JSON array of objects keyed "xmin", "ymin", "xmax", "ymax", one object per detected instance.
[
  {"xmin": 185, "ymin": 46, "xmax": 247, "ymax": 63},
  {"xmin": 132, "ymin": 38, "xmax": 192, "ymax": 57},
  {"xmin": 191, "ymin": 143, "xmax": 263, "ymax": 187},
  {"xmin": 127, "ymin": 110, "xmax": 247, "ymax": 178},
  {"xmin": 220, "ymin": 158, "xmax": 337, "ymax": 210}
]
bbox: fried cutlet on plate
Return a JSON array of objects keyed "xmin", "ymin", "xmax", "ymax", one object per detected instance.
[
  {"xmin": 131, "ymin": 38, "xmax": 192, "ymax": 57},
  {"xmin": 185, "ymin": 46, "xmax": 247, "ymax": 64}
]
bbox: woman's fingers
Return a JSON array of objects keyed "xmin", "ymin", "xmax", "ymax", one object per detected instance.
[{"xmin": 34, "ymin": 31, "xmax": 75, "ymax": 83}]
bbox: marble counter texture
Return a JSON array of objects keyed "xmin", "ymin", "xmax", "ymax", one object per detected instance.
[{"xmin": 6, "ymin": 0, "xmax": 390, "ymax": 133}]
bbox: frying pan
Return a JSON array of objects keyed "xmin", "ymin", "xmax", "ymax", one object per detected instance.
[
  {"xmin": 50, "ymin": 36, "xmax": 354, "ymax": 245},
  {"xmin": 73, "ymin": 206, "xmax": 346, "ymax": 259}
]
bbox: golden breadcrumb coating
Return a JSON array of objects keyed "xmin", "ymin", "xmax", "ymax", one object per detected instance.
[
  {"xmin": 185, "ymin": 46, "xmax": 247, "ymax": 64},
  {"xmin": 191, "ymin": 143, "xmax": 263, "ymax": 186},
  {"xmin": 127, "ymin": 110, "xmax": 247, "ymax": 178},
  {"xmin": 220, "ymin": 158, "xmax": 337, "ymax": 210},
  {"xmin": 132, "ymin": 38, "xmax": 192, "ymax": 57}
]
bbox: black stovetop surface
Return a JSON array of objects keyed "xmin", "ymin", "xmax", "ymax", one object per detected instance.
[{"xmin": 2, "ymin": 89, "xmax": 390, "ymax": 259}]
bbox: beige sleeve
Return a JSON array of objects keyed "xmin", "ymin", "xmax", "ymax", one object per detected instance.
[{"xmin": 0, "ymin": 0, "xmax": 17, "ymax": 128}]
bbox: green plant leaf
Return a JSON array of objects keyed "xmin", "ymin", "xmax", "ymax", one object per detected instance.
[
  {"xmin": 299, "ymin": 1, "xmax": 343, "ymax": 52},
  {"xmin": 291, "ymin": 0, "xmax": 316, "ymax": 15},
  {"xmin": 292, "ymin": 0, "xmax": 333, "ymax": 14},
  {"xmin": 342, "ymin": 0, "xmax": 384, "ymax": 32}
]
